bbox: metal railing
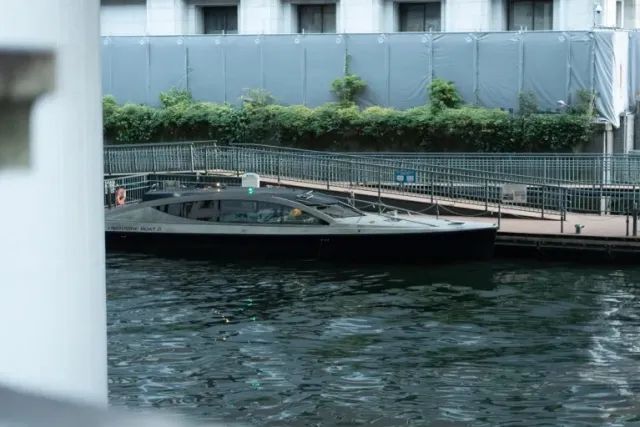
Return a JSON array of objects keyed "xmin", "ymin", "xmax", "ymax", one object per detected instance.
[{"xmin": 103, "ymin": 142, "xmax": 640, "ymax": 216}]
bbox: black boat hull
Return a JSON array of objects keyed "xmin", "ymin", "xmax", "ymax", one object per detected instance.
[{"xmin": 106, "ymin": 228, "xmax": 497, "ymax": 263}]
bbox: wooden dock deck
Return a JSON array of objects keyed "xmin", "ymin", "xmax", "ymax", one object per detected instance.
[{"xmin": 437, "ymin": 213, "xmax": 640, "ymax": 262}]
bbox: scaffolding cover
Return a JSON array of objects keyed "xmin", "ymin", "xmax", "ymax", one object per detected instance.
[{"xmin": 101, "ymin": 31, "xmax": 625, "ymax": 125}]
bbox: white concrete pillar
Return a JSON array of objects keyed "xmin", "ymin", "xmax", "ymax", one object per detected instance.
[
  {"xmin": 557, "ymin": 0, "xmax": 598, "ymax": 29},
  {"xmin": 446, "ymin": 0, "xmax": 492, "ymax": 32},
  {"xmin": 241, "ymin": 0, "xmax": 280, "ymax": 34},
  {"xmin": 342, "ymin": 0, "xmax": 384, "ymax": 33},
  {"xmin": 147, "ymin": 0, "xmax": 187, "ymax": 35},
  {"xmin": 0, "ymin": 0, "xmax": 107, "ymax": 407}
]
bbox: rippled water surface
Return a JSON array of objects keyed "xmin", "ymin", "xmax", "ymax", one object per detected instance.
[{"xmin": 107, "ymin": 254, "xmax": 640, "ymax": 426}]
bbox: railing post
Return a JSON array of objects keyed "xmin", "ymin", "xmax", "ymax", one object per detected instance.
[
  {"xmin": 377, "ymin": 165, "xmax": 382, "ymax": 205},
  {"xmin": 151, "ymin": 147, "xmax": 157, "ymax": 173},
  {"xmin": 349, "ymin": 160, "xmax": 353, "ymax": 188},
  {"xmin": 190, "ymin": 144, "xmax": 195, "ymax": 172},
  {"xmin": 559, "ymin": 187, "xmax": 564, "ymax": 234},
  {"xmin": 105, "ymin": 150, "xmax": 112, "ymax": 175},
  {"xmin": 133, "ymin": 149, "xmax": 139, "ymax": 173},
  {"xmin": 430, "ymin": 169, "xmax": 434, "ymax": 203},
  {"xmin": 498, "ymin": 202, "xmax": 501, "ymax": 229},
  {"xmin": 204, "ymin": 146, "xmax": 209, "ymax": 172},
  {"xmin": 277, "ymin": 153, "xmax": 281, "ymax": 184},
  {"xmin": 235, "ymin": 147, "xmax": 240, "ymax": 177},
  {"xmin": 541, "ymin": 185, "xmax": 545, "ymax": 219},
  {"xmin": 484, "ymin": 178, "xmax": 488, "ymax": 212},
  {"xmin": 326, "ymin": 159, "xmax": 330, "ymax": 190},
  {"xmin": 634, "ymin": 202, "xmax": 638, "ymax": 237}
]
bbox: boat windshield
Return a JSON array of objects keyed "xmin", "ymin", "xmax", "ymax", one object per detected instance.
[{"xmin": 312, "ymin": 202, "xmax": 363, "ymax": 218}]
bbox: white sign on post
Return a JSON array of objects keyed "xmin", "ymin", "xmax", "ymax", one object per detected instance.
[{"xmin": 502, "ymin": 184, "xmax": 527, "ymax": 203}]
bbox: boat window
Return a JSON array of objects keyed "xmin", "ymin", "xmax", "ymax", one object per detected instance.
[
  {"xmin": 313, "ymin": 203, "xmax": 363, "ymax": 218},
  {"xmin": 256, "ymin": 202, "xmax": 285, "ymax": 224},
  {"xmin": 219, "ymin": 200, "xmax": 259, "ymax": 223},
  {"xmin": 188, "ymin": 200, "xmax": 219, "ymax": 222},
  {"xmin": 154, "ymin": 202, "xmax": 195, "ymax": 218},
  {"xmin": 283, "ymin": 208, "xmax": 326, "ymax": 225}
]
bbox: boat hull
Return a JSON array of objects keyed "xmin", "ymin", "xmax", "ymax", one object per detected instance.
[{"xmin": 105, "ymin": 228, "xmax": 497, "ymax": 263}]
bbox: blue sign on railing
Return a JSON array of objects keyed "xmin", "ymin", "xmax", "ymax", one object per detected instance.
[{"xmin": 395, "ymin": 170, "xmax": 416, "ymax": 184}]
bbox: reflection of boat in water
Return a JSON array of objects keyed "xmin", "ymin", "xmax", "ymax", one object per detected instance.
[{"xmin": 105, "ymin": 187, "xmax": 497, "ymax": 262}]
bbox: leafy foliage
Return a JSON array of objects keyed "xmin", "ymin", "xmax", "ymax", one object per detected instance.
[
  {"xmin": 331, "ymin": 74, "xmax": 366, "ymax": 106},
  {"xmin": 428, "ymin": 78, "xmax": 462, "ymax": 112},
  {"xmin": 240, "ymin": 88, "xmax": 276, "ymax": 107},
  {"xmin": 159, "ymin": 88, "xmax": 193, "ymax": 108},
  {"xmin": 103, "ymin": 89, "xmax": 595, "ymax": 152},
  {"xmin": 518, "ymin": 92, "xmax": 539, "ymax": 116},
  {"xmin": 569, "ymin": 89, "xmax": 597, "ymax": 116}
]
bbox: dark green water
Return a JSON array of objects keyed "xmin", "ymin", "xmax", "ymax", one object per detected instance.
[{"xmin": 107, "ymin": 254, "xmax": 640, "ymax": 426}]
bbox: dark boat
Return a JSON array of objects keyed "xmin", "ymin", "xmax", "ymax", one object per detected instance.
[{"xmin": 105, "ymin": 187, "xmax": 497, "ymax": 262}]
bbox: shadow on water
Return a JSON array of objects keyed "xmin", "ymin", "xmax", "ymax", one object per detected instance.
[{"xmin": 107, "ymin": 252, "xmax": 640, "ymax": 426}]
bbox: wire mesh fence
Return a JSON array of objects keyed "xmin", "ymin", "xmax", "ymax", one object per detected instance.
[{"xmin": 104, "ymin": 142, "xmax": 640, "ymax": 216}]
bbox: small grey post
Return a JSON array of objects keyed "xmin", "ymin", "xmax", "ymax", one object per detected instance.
[
  {"xmin": 377, "ymin": 166, "xmax": 382, "ymax": 205},
  {"xmin": 151, "ymin": 146, "xmax": 157, "ymax": 173},
  {"xmin": 277, "ymin": 153, "xmax": 281, "ymax": 184},
  {"xmin": 626, "ymin": 211, "xmax": 630, "ymax": 237},
  {"xmin": 541, "ymin": 186, "xmax": 545, "ymax": 219},
  {"xmin": 189, "ymin": 144, "xmax": 195, "ymax": 172},
  {"xmin": 235, "ymin": 148, "xmax": 240, "ymax": 177},
  {"xmin": 430, "ymin": 171, "xmax": 434, "ymax": 204},
  {"xmin": 633, "ymin": 202, "xmax": 638, "ymax": 237},
  {"xmin": 484, "ymin": 178, "xmax": 488, "ymax": 212}
]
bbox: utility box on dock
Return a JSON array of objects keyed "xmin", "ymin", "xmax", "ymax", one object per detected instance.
[{"xmin": 242, "ymin": 173, "xmax": 260, "ymax": 188}]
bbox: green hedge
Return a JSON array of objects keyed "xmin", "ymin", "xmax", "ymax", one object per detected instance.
[{"xmin": 103, "ymin": 95, "xmax": 595, "ymax": 152}]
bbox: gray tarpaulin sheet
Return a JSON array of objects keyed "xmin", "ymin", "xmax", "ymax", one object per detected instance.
[
  {"xmin": 522, "ymin": 32, "xmax": 569, "ymax": 111},
  {"xmin": 432, "ymin": 33, "xmax": 475, "ymax": 105},
  {"xmin": 149, "ymin": 37, "xmax": 187, "ymax": 98},
  {"xmin": 477, "ymin": 33, "xmax": 520, "ymax": 109},
  {"xmin": 184, "ymin": 37, "xmax": 226, "ymax": 103},
  {"xmin": 303, "ymin": 35, "xmax": 345, "ymax": 106},
  {"xmin": 101, "ymin": 31, "xmax": 625, "ymax": 125},
  {"xmin": 387, "ymin": 33, "xmax": 429, "ymax": 109},
  {"xmin": 262, "ymin": 35, "xmax": 304, "ymax": 105}
]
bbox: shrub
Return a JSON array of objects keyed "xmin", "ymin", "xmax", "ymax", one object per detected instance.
[
  {"xmin": 159, "ymin": 88, "xmax": 193, "ymax": 108},
  {"xmin": 331, "ymin": 74, "xmax": 366, "ymax": 106},
  {"xmin": 240, "ymin": 88, "xmax": 276, "ymax": 108},
  {"xmin": 428, "ymin": 78, "xmax": 462, "ymax": 112},
  {"xmin": 569, "ymin": 89, "xmax": 597, "ymax": 116},
  {"xmin": 103, "ymin": 89, "xmax": 595, "ymax": 152},
  {"xmin": 518, "ymin": 92, "xmax": 539, "ymax": 116}
]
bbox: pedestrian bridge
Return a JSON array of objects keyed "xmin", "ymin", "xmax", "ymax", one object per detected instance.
[{"xmin": 104, "ymin": 141, "xmax": 640, "ymax": 221}]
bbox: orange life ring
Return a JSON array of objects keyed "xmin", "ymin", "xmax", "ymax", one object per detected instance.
[{"xmin": 115, "ymin": 187, "xmax": 126, "ymax": 206}]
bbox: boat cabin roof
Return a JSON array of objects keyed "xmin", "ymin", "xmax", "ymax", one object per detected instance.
[{"xmin": 143, "ymin": 186, "xmax": 345, "ymax": 206}]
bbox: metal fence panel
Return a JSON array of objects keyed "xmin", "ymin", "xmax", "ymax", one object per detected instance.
[{"xmin": 104, "ymin": 141, "xmax": 640, "ymax": 216}]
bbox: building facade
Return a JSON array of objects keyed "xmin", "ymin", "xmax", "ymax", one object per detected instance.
[{"xmin": 101, "ymin": 0, "xmax": 640, "ymax": 36}]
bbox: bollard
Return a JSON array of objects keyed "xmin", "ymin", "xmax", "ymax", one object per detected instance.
[
  {"xmin": 634, "ymin": 203, "xmax": 638, "ymax": 237},
  {"xmin": 626, "ymin": 212, "xmax": 630, "ymax": 237},
  {"xmin": 575, "ymin": 224, "xmax": 584, "ymax": 234}
]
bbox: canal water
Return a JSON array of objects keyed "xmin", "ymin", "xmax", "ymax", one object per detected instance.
[{"xmin": 107, "ymin": 253, "xmax": 640, "ymax": 426}]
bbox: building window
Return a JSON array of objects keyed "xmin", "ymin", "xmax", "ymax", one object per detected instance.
[
  {"xmin": 297, "ymin": 4, "xmax": 336, "ymax": 33},
  {"xmin": 616, "ymin": 0, "xmax": 623, "ymax": 27},
  {"xmin": 202, "ymin": 6, "xmax": 238, "ymax": 34},
  {"xmin": 507, "ymin": 0, "xmax": 553, "ymax": 31},
  {"xmin": 398, "ymin": 2, "xmax": 442, "ymax": 32}
]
